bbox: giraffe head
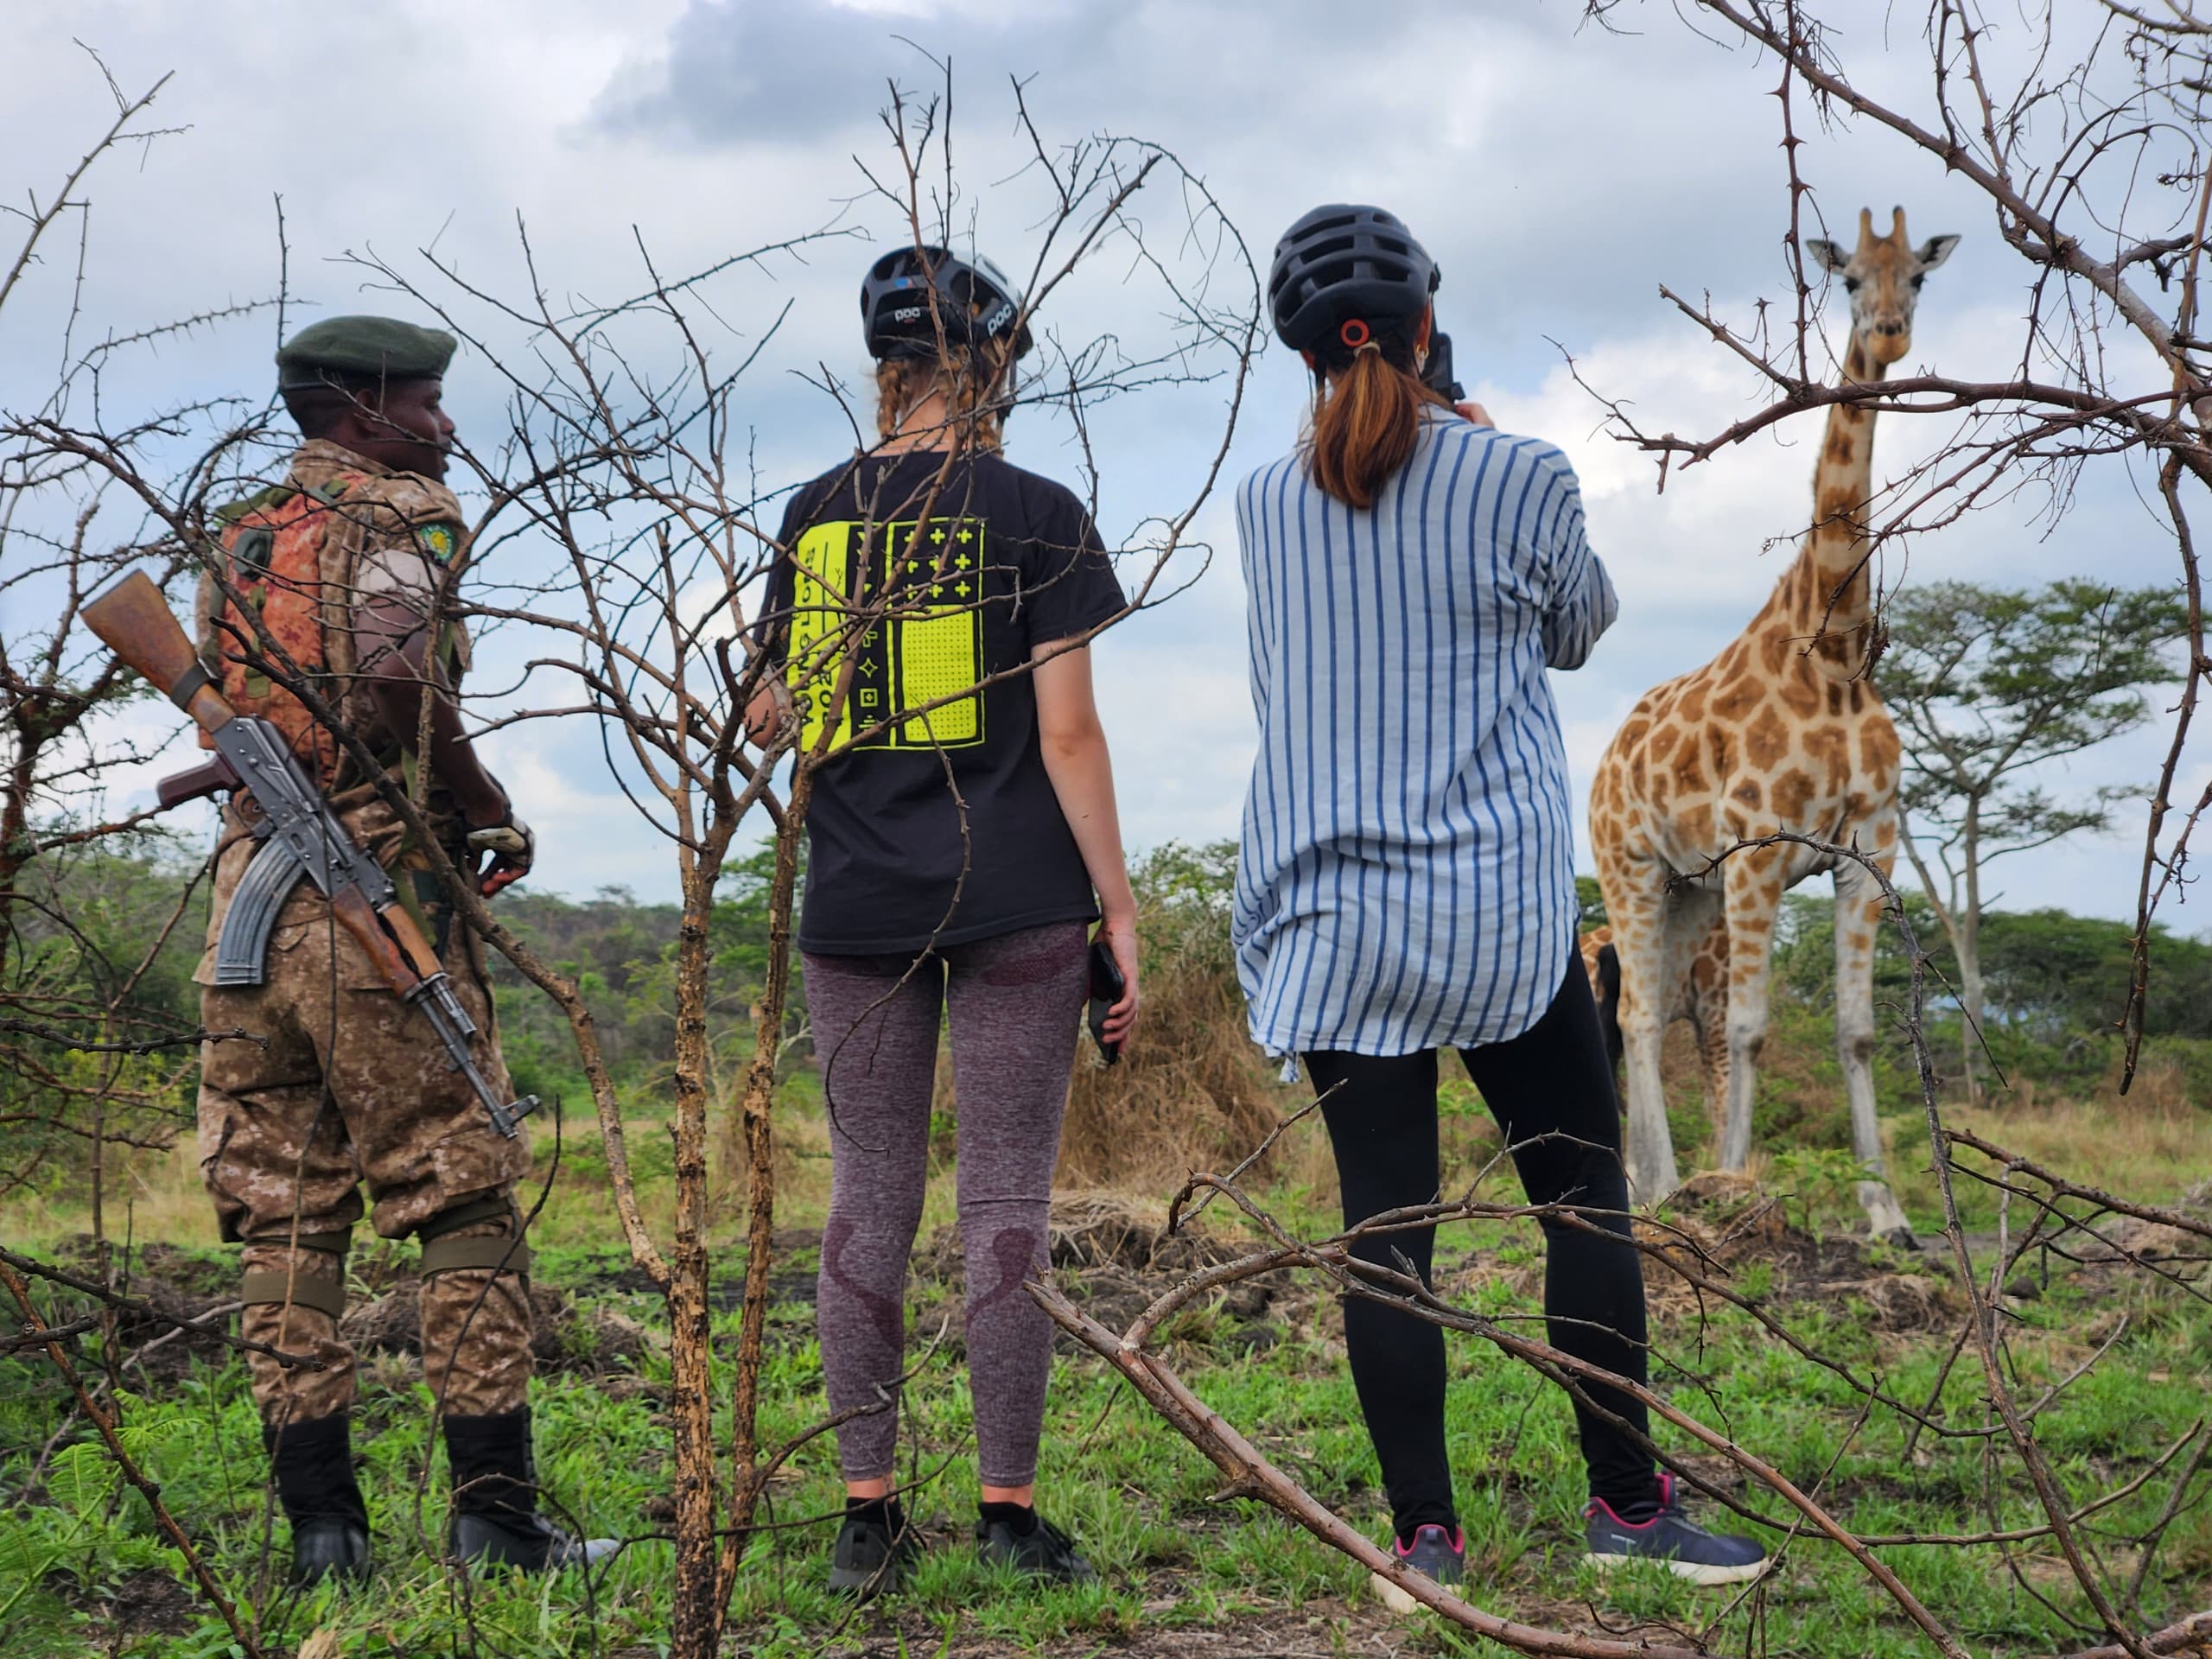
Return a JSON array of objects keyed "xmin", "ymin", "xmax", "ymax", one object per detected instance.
[{"xmin": 1805, "ymin": 207, "xmax": 1959, "ymax": 367}]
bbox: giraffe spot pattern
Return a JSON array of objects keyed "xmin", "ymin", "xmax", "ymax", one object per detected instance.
[
  {"xmin": 1777, "ymin": 667, "xmax": 1822, "ymax": 718},
  {"xmin": 1744, "ymin": 705, "xmax": 1789, "ymax": 770},
  {"xmin": 1803, "ymin": 727, "xmax": 1851, "ymax": 793},
  {"xmin": 1673, "ymin": 741, "xmax": 1706, "ymax": 794},
  {"xmin": 1712, "ymin": 673, "xmax": 1762, "ymax": 724},
  {"xmin": 1861, "ymin": 718, "xmax": 1901, "ymax": 774},
  {"xmin": 1816, "ymin": 485, "xmax": 1862, "ymax": 524},
  {"xmin": 1770, "ymin": 768, "xmax": 1816, "ymax": 823}
]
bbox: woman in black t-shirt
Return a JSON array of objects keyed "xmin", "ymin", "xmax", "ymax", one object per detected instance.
[{"xmin": 747, "ymin": 246, "xmax": 1140, "ymax": 1595}]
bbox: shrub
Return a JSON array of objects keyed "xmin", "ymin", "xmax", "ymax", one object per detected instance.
[{"xmin": 1053, "ymin": 842, "xmax": 1311, "ymax": 1192}]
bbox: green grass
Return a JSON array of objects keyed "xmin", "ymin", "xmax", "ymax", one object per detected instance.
[{"xmin": 5, "ymin": 1212, "xmax": 2211, "ymax": 1657}]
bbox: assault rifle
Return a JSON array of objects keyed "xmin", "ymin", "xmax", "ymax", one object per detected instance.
[{"xmin": 82, "ymin": 570, "xmax": 535, "ymax": 1140}]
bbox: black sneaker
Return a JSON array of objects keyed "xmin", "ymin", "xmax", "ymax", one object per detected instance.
[
  {"xmin": 974, "ymin": 1509, "xmax": 1096, "ymax": 1584},
  {"xmin": 1583, "ymin": 1473, "xmax": 1769, "ymax": 1586},
  {"xmin": 1370, "ymin": 1522, "xmax": 1465, "ymax": 1614},
  {"xmin": 828, "ymin": 1508, "xmax": 923, "ymax": 1599}
]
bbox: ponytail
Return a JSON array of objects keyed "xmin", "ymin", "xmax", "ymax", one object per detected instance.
[{"xmin": 1306, "ymin": 321, "xmax": 1443, "ymax": 510}]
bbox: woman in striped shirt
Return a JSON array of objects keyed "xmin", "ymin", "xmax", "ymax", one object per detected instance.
[{"xmin": 1234, "ymin": 205, "xmax": 1765, "ymax": 1602}]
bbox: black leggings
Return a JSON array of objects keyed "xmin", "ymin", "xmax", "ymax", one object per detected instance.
[{"xmin": 1306, "ymin": 961, "xmax": 1656, "ymax": 1539}]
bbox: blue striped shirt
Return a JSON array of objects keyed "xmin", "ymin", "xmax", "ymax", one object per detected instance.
[{"xmin": 1231, "ymin": 409, "xmax": 1618, "ymax": 1058}]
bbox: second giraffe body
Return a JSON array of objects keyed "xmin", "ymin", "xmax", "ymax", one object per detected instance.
[{"xmin": 1590, "ymin": 207, "xmax": 1957, "ymax": 1244}]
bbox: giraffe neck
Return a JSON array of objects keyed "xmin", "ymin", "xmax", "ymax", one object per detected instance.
[{"xmin": 1780, "ymin": 331, "xmax": 1885, "ymax": 677}]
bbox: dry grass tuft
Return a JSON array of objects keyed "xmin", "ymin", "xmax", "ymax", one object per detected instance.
[
  {"xmin": 1056, "ymin": 942, "xmax": 1304, "ymax": 1193},
  {"xmin": 1894, "ymin": 1095, "xmax": 2212, "ymax": 1224},
  {"xmin": 0, "ymin": 1134, "xmax": 215, "ymax": 1254},
  {"xmin": 1052, "ymin": 845, "xmax": 1323, "ymax": 1196}
]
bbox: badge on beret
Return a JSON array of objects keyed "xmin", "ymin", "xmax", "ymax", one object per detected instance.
[{"xmin": 416, "ymin": 523, "xmax": 460, "ymax": 565}]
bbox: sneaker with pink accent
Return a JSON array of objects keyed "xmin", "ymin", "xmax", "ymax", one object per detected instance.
[
  {"xmin": 1370, "ymin": 1522, "xmax": 1465, "ymax": 1613},
  {"xmin": 1583, "ymin": 1472, "xmax": 1768, "ymax": 1586}
]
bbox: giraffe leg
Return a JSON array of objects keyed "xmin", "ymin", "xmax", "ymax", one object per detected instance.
[
  {"xmin": 1602, "ymin": 862, "xmax": 1678, "ymax": 1203},
  {"xmin": 1718, "ymin": 849, "xmax": 1784, "ymax": 1173},
  {"xmin": 1672, "ymin": 889, "xmax": 1729, "ymax": 1143},
  {"xmin": 1834, "ymin": 854, "xmax": 1917, "ymax": 1247}
]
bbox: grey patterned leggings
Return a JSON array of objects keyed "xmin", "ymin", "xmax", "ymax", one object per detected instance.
[{"xmin": 804, "ymin": 920, "xmax": 1088, "ymax": 1487}]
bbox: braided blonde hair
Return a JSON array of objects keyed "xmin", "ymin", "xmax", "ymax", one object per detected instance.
[{"xmin": 873, "ymin": 341, "xmax": 1014, "ymax": 453}]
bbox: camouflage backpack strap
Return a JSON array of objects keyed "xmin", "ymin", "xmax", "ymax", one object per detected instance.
[
  {"xmin": 207, "ymin": 481, "xmax": 283, "ymax": 591},
  {"xmin": 211, "ymin": 480, "xmax": 301, "ymax": 594},
  {"xmin": 390, "ymin": 747, "xmax": 458, "ymax": 959},
  {"xmin": 211, "ymin": 479, "xmax": 327, "ymax": 711}
]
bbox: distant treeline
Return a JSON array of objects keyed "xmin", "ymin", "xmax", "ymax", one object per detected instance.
[{"xmin": 10, "ymin": 845, "xmax": 2209, "ymax": 1154}]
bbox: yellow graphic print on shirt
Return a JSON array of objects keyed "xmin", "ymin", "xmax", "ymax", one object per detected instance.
[{"xmin": 786, "ymin": 515, "xmax": 987, "ymax": 752}]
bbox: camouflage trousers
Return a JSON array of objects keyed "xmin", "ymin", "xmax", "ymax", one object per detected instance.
[{"xmin": 196, "ymin": 829, "xmax": 534, "ymax": 1425}]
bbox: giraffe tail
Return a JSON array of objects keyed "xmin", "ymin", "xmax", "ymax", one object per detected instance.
[{"xmin": 1594, "ymin": 941, "xmax": 1625, "ymax": 1106}]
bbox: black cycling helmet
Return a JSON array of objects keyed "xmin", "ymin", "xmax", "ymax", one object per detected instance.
[
  {"xmin": 1268, "ymin": 204, "xmax": 1440, "ymax": 354},
  {"xmin": 861, "ymin": 245, "xmax": 1034, "ymax": 362}
]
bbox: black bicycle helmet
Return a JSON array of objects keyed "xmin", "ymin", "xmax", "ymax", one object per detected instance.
[
  {"xmin": 861, "ymin": 245, "xmax": 1034, "ymax": 362},
  {"xmin": 1268, "ymin": 204, "xmax": 1440, "ymax": 353}
]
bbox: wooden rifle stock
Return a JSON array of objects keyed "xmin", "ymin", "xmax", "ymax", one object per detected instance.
[
  {"xmin": 81, "ymin": 570, "xmax": 233, "ymax": 734},
  {"xmin": 326, "ymin": 887, "xmax": 441, "ymax": 999}
]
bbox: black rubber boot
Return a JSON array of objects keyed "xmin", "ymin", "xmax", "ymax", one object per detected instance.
[
  {"xmin": 264, "ymin": 1413, "xmax": 372, "ymax": 1586},
  {"xmin": 444, "ymin": 1408, "xmax": 615, "ymax": 1573}
]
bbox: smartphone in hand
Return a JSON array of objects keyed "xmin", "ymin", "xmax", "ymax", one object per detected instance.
[
  {"xmin": 1421, "ymin": 329, "xmax": 1465, "ymax": 404},
  {"xmin": 1087, "ymin": 936, "xmax": 1126, "ymax": 1065}
]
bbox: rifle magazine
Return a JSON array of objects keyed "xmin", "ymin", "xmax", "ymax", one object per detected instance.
[{"xmin": 213, "ymin": 836, "xmax": 309, "ymax": 987}]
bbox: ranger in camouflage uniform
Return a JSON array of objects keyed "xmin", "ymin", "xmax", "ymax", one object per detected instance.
[{"xmin": 194, "ymin": 316, "xmax": 608, "ymax": 1583}]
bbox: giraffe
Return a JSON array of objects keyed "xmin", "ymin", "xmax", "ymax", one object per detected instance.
[
  {"xmin": 1588, "ymin": 207, "xmax": 1957, "ymax": 1244},
  {"xmin": 1580, "ymin": 921, "xmax": 1729, "ymax": 1124}
]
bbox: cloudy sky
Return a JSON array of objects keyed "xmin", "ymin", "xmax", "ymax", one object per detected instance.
[{"xmin": 5, "ymin": 0, "xmax": 2201, "ymax": 931}]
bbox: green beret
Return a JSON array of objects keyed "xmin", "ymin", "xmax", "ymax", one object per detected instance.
[{"xmin": 276, "ymin": 315, "xmax": 456, "ymax": 391}]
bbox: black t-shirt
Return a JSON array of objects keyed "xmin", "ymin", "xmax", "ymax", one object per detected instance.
[{"xmin": 762, "ymin": 449, "xmax": 1125, "ymax": 955}]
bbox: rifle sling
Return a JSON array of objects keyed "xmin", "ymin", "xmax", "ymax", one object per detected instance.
[{"xmin": 168, "ymin": 661, "xmax": 213, "ymax": 714}]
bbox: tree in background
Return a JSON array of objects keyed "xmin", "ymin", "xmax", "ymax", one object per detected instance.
[{"xmin": 1882, "ymin": 579, "xmax": 2186, "ymax": 1095}]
